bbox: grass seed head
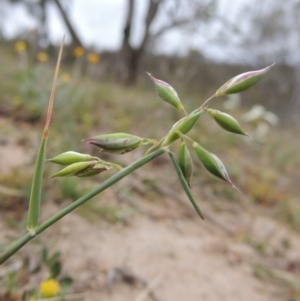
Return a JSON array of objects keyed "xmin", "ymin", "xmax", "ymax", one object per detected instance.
[
  {"xmin": 178, "ymin": 141, "xmax": 193, "ymax": 187},
  {"xmin": 47, "ymin": 151, "xmax": 98, "ymax": 165},
  {"xmin": 162, "ymin": 110, "xmax": 202, "ymax": 146},
  {"xmin": 75, "ymin": 162, "xmax": 111, "ymax": 177},
  {"xmin": 83, "ymin": 133, "xmax": 143, "ymax": 154},
  {"xmin": 147, "ymin": 72, "xmax": 186, "ymax": 112},
  {"xmin": 215, "ymin": 64, "xmax": 274, "ymax": 96},
  {"xmin": 206, "ymin": 109, "xmax": 249, "ymax": 136},
  {"xmin": 49, "ymin": 161, "xmax": 98, "ymax": 178},
  {"xmin": 192, "ymin": 142, "xmax": 237, "ymax": 190}
]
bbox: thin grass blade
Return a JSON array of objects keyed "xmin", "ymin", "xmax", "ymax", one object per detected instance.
[
  {"xmin": 26, "ymin": 140, "xmax": 46, "ymax": 233},
  {"xmin": 27, "ymin": 36, "xmax": 65, "ymax": 233},
  {"xmin": 168, "ymin": 152, "xmax": 204, "ymax": 220}
]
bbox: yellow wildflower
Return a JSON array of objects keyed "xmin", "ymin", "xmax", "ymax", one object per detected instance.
[
  {"xmin": 37, "ymin": 51, "xmax": 49, "ymax": 62},
  {"xmin": 13, "ymin": 96, "xmax": 23, "ymax": 107},
  {"xmin": 15, "ymin": 41, "xmax": 26, "ymax": 53},
  {"xmin": 61, "ymin": 72, "xmax": 71, "ymax": 83},
  {"xmin": 39, "ymin": 279, "xmax": 60, "ymax": 297},
  {"xmin": 87, "ymin": 53, "xmax": 100, "ymax": 64},
  {"xmin": 74, "ymin": 46, "xmax": 85, "ymax": 58}
]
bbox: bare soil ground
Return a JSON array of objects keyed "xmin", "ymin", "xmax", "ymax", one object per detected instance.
[
  {"xmin": 1, "ymin": 119, "xmax": 299, "ymax": 301},
  {"xmin": 36, "ymin": 204, "xmax": 288, "ymax": 301}
]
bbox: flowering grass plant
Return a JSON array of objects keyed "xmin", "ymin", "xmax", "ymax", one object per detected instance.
[{"xmin": 0, "ymin": 38, "xmax": 273, "ymax": 264}]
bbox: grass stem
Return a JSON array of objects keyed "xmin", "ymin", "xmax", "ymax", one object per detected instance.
[{"xmin": 0, "ymin": 148, "xmax": 165, "ymax": 265}]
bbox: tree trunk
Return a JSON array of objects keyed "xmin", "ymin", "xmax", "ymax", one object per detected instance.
[
  {"xmin": 117, "ymin": 0, "xmax": 135, "ymax": 82},
  {"xmin": 120, "ymin": 0, "xmax": 161, "ymax": 85},
  {"xmin": 126, "ymin": 48, "xmax": 142, "ymax": 84},
  {"xmin": 52, "ymin": 0, "xmax": 83, "ymax": 47},
  {"xmin": 286, "ymin": 66, "xmax": 300, "ymax": 124},
  {"xmin": 39, "ymin": 0, "xmax": 49, "ymax": 47}
]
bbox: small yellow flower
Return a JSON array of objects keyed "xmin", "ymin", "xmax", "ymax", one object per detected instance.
[
  {"xmin": 87, "ymin": 53, "xmax": 100, "ymax": 64},
  {"xmin": 13, "ymin": 96, "xmax": 23, "ymax": 107},
  {"xmin": 15, "ymin": 41, "xmax": 26, "ymax": 53},
  {"xmin": 37, "ymin": 51, "xmax": 49, "ymax": 62},
  {"xmin": 74, "ymin": 46, "xmax": 85, "ymax": 58},
  {"xmin": 61, "ymin": 72, "xmax": 71, "ymax": 83},
  {"xmin": 39, "ymin": 279, "xmax": 60, "ymax": 297}
]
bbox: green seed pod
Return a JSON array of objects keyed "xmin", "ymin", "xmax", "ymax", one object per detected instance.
[
  {"xmin": 206, "ymin": 109, "xmax": 249, "ymax": 136},
  {"xmin": 49, "ymin": 161, "xmax": 98, "ymax": 178},
  {"xmin": 178, "ymin": 142, "xmax": 193, "ymax": 187},
  {"xmin": 147, "ymin": 72, "xmax": 185, "ymax": 112},
  {"xmin": 192, "ymin": 142, "xmax": 238, "ymax": 190},
  {"xmin": 47, "ymin": 151, "xmax": 98, "ymax": 165},
  {"xmin": 215, "ymin": 64, "xmax": 274, "ymax": 97},
  {"xmin": 162, "ymin": 110, "xmax": 203, "ymax": 146},
  {"xmin": 83, "ymin": 133, "xmax": 143, "ymax": 154}
]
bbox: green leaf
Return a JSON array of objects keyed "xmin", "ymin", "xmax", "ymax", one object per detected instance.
[
  {"xmin": 48, "ymin": 251, "xmax": 61, "ymax": 266},
  {"xmin": 41, "ymin": 247, "xmax": 48, "ymax": 264},
  {"xmin": 27, "ymin": 139, "xmax": 46, "ymax": 233},
  {"xmin": 168, "ymin": 152, "xmax": 204, "ymax": 220},
  {"xmin": 50, "ymin": 261, "xmax": 62, "ymax": 278},
  {"xmin": 60, "ymin": 276, "xmax": 73, "ymax": 287}
]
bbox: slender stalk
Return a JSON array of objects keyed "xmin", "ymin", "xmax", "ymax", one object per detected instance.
[
  {"xmin": 143, "ymin": 136, "xmax": 166, "ymax": 156},
  {"xmin": 0, "ymin": 148, "xmax": 165, "ymax": 265},
  {"xmin": 175, "ymin": 131, "xmax": 195, "ymax": 145},
  {"xmin": 199, "ymin": 94, "xmax": 215, "ymax": 109},
  {"xmin": 193, "ymin": 95, "xmax": 215, "ymax": 113},
  {"xmin": 43, "ymin": 36, "xmax": 65, "ymax": 140}
]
